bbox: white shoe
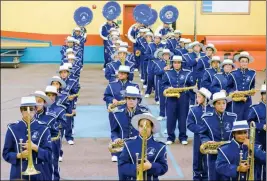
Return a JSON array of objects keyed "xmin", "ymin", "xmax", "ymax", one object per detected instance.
[
  {"xmin": 81, "ymin": 68, "xmax": 83, "ymax": 71},
  {"xmin": 156, "ymin": 101, "xmax": 160, "ymax": 105},
  {"xmin": 134, "ymin": 69, "xmax": 138, "ymax": 72},
  {"xmin": 166, "ymin": 141, "xmax": 173, "ymax": 145},
  {"xmin": 181, "ymin": 141, "xmax": 188, "ymax": 145},
  {"xmin": 102, "ymin": 68, "xmax": 105, "ymax": 71},
  {"xmin": 144, "ymin": 94, "xmax": 150, "ymax": 98},
  {"xmin": 157, "ymin": 116, "xmax": 164, "ymax": 121},
  {"xmin": 139, "ymin": 74, "xmax": 141, "ymax": 77},
  {"xmin": 164, "ymin": 129, "xmax": 167, "ymax": 134},
  {"xmin": 143, "ymin": 85, "xmax": 147, "ymax": 89},
  {"xmin": 59, "ymin": 156, "xmax": 63, "ymax": 162},
  {"xmin": 68, "ymin": 140, "xmax": 74, "ymax": 145},
  {"xmin": 140, "ymin": 79, "xmax": 144, "ymax": 83},
  {"xmin": 111, "ymin": 156, "xmax": 118, "ymax": 162}
]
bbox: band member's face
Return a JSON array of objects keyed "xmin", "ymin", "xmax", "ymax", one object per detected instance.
[
  {"xmin": 188, "ymin": 48, "xmax": 193, "ymax": 53},
  {"xmin": 115, "ymin": 43, "xmax": 120, "ymax": 48},
  {"xmin": 118, "ymin": 52, "xmax": 127, "ymax": 59},
  {"xmin": 75, "ymin": 30, "xmax": 81, "ymax": 36},
  {"xmin": 239, "ymin": 58, "xmax": 249, "ymax": 69},
  {"xmin": 36, "ymin": 97, "xmax": 45, "ymax": 111},
  {"xmin": 174, "ymin": 34, "xmax": 180, "ymax": 39},
  {"xmin": 173, "ymin": 61, "xmax": 182, "ymax": 70},
  {"xmin": 206, "ymin": 48, "xmax": 213, "ymax": 57},
  {"xmin": 51, "ymin": 81, "xmax": 61, "ymax": 90},
  {"xmin": 138, "ymin": 119, "xmax": 153, "ymax": 137},
  {"xmin": 154, "ymin": 37, "xmax": 161, "ymax": 44},
  {"xmin": 68, "ymin": 58, "xmax": 75, "ymax": 64},
  {"xmin": 211, "ymin": 61, "xmax": 220, "ymax": 69},
  {"xmin": 67, "ymin": 42, "xmax": 74, "ymax": 47},
  {"xmin": 60, "ymin": 70, "xmax": 69, "ymax": 79},
  {"xmin": 126, "ymin": 97, "xmax": 138, "ymax": 108},
  {"xmin": 262, "ymin": 93, "xmax": 266, "ymax": 103},
  {"xmin": 145, "ymin": 36, "xmax": 152, "ymax": 42},
  {"xmin": 21, "ymin": 106, "xmax": 36, "ymax": 120},
  {"xmin": 140, "ymin": 32, "xmax": 145, "ymax": 37},
  {"xmin": 233, "ymin": 130, "xmax": 248, "ymax": 143},
  {"xmin": 223, "ymin": 64, "xmax": 233, "ymax": 73},
  {"xmin": 163, "ymin": 53, "xmax": 170, "ymax": 60},
  {"xmin": 107, "ymin": 20, "xmax": 112, "ymax": 25},
  {"xmin": 163, "ymin": 24, "xmax": 169, "ymax": 28},
  {"xmin": 193, "ymin": 45, "xmax": 201, "ymax": 52},
  {"xmin": 180, "ymin": 42, "xmax": 185, "ymax": 48},
  {"xmin": 196, "ymin": 93, "xmax": 206, "ymax": 105},
  {"xmin": 214, "ymin": 100, "xmax": 226, "ymax": 113},
  {"xmin": 46, "ymin": 93, "xmax": 57, "ymax": 102},
  {"xmin": 118, "ymin": 72, "xmax": 128, "ymax": 80}
]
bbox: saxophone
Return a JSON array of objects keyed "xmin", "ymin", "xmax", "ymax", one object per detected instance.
[
  {"xmin": 163, "ymin": 83, "xmax": 197, "ymax": 98},
  {"xmin": 107, "ymin": 100, "xmax": 126, "ymax": 112},
  {"xmin": 120, "ymin": 57, "xmax": 126, "ymax": 66},
  {"xmin": 108, "ymin": 139, "xmax": 125, "ymax": 153},
  {"xmin": 229, "ymin": 89, "xmax": 258, "ymax": 102},
  {"xmin": 200, "ymin": 141, "xmax": 230, "ymax": 154},
  {"xmin": 247, "ymin": 121, "xmax": 255, "ymax": 180},
  {"xmin": 136, "ymin": 121, "xmax": 148, "ymax": 180}
]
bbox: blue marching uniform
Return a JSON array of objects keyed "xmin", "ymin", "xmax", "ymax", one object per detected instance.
[
  {"xmin": 144, "ymin": 42, "xmax": 164, "ymax": 95},
  {"xmin": 137, "ymin": 36, "xmax": 148, "ymax": 82},
  {"xmin": 196, "ymin": 56, "xmax": 211, "ymax": 88},
  {"xmin": 216, "ymin": 139, "xmax": 249, "ymax": 181},
  {"xmin": 101, "ymin": 23, "xmax": 117, "ymax": 68},
  {"xmin": 35, "ymin": 104, "xmax": 66, "ymax": 181},
  {"xmin": 118, "ymin": 135, "xmax": 168, "ymax": 181},
  {"xmin": 153, "ymin": 59, "xmax": 168, "ymax": 117},
  {"xmin": 201, "ymin": 68, "xmax": 220, "ymax": 92},
  {"xmin": 200, "ymin": 110, "xmax": 237, "ymax": 181},
  {"xmin": 247, "ymin": 101, "xmax": 266, "ymax": 181},
  {"xmin": 228, "ymin": 68, "xmax": 256, "ymax": 120},
  {"xmin": 162, "ymin": 68, "xmax": 195, "ymax": 142},
  {"xmin": 159, "ymin": 27, "xmax": 172, "ymax": 36},
  {"xmin": 2, "ymin": 119, "xmax": 52, "ymax": 180},
  {"xmin": 254, "ymin": 144, "xmax": 266, "ymax": 164},
  {"xmin": 166, "ymin": 38, "xmax": 178, "ymax": 54},
  {"xmin": 131, "ymin": 28, "xmax": 140, "ymax": 69},
  {"xmin": 175, "ymin": 47, "xmax": 188, "ymax": 56},
  {"xmin": 187, "ymin": 104, "xmax": 213, "ymax": 181},
  {"xmin": 105, "ymin": 60, "xmax": 135, "ymax": 82}
]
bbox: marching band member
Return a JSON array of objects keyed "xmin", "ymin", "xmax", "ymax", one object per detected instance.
[
  {"xmin": 60, "ymin": 36, "xmax": 77, "ymax": 57},
  {"xmin": 118, "ymin": 113, "xmax": 168, "ymax": 180},
  {"xmin": 162, "ymin": 55, "xmax": 195, "ymax": 145},
  {"xmin": 105, "ymin": 47, "xmax": 135, "ymax": 82},
  {"xmin": 120, "ymin": 42, "xmax": 136, "ymax": 67},
  {"xmin": 228, "ymin": 52, "xmax": 256, "ymax": 120},
  {"xmin": 254, "ymin": 144, "xmax": 266, "ymax": 164},
  {"xmin": 72, "ymin": 27, "xmax": 87, "ymax": 66},
  {"xmin": 196, "ymin": 43, "xmax": 217, "ymax": 88},
  {"xmin": 200, "ymin": 91, "xmax": 237, "ymax": 181},
  {"xmin": 201, "ymin": 56, "xmax": 221, "ymax": 91},
  {"xmin": 247, "ymin": 84, "xmax": 266, "ymax": 180},
  {"xmin": 155, "ymin": 23, "xmax": 173, "ymax": 38},
  {"xmin": 144, "ymin": 33, "xmax": 164, "ymax": 98},
  {"xmin": 63, "ymin": 54, "xmax": 82, "ymax": 80},
  {"xmin": 2, "ymin": 97, "xmax": 52, "ymax": 180},
  {"xmin": 174, "ymin": 38, "xmax": 185, "ymax": 55},
  {"xmin": 58, "ymin": 65, "xmax": 80, "ymax": 145},
  {"xmin": 153, "ymin": 49, "xmax": 173, "ymax": 120},
  {"xmin": 186, "ymin": 87, "xmax": 213, "ymax": 180},
  {"xmin": 165, "ymin": 32, "xmax": 176, "ymax": 53},
  {"xmin": 215, "ymin": 120, "xmax": 251, "ymax": 181},
  {"xmin": 110, "ymin": 86, "xmax": 149, "ymax": 164}
]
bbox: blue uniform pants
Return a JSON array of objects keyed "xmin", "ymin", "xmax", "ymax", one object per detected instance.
[
  {"xmin": 140, "ymin": 56, "xmax": 145, "ymax": 80},
  {"xmin": 145, "ymin": 61, "xmax": 155, "ymax": 95},
  {"xmin": 104, "ymin": 47, "xmax": 109, "ymax": 68},
  {"xmin": 207, "ymin": 154, "xmax": 220, "ymax": 181},
  {"xmin": 62, "ymin": 116, "xmax": 74, "ymax": 141},
  {"xmin": 166, "ymin": 94, "xmax": 189, "ymax": 142},
  {"xmin": 154, "ymin": 76, "xmax": 159, "ymax": 102},
  {"xmin": 143, "ymin": 60, "xmax": 148, "ymax": 85},
  {"xmin": 158, "ymin": 79, "xmax": 166, "ymax": 117},
  {"xmin": 231, "ymin": 97, "xmax": 252, "ymax": 120},
  {"xmin": 51, "ymin": 139, "xmax": 61, "ymax": 181},
  {"xmin": 193, "ymin": 134, "xmax": 208, "ymax": 181}
]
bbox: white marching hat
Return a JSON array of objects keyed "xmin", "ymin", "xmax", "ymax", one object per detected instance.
[
  {"xmin": 174, "ymin": 30, "xmax": 182, "ymax": 34},
  {"xmin": 31, "ymin": 91, "xmax": 52, "ymax": 106},
  {"xmin": 209, "ymin": 56, "xmax": 221, "ymax": 64},
  {"xmin": 171, "ymin": 55, "xmax": 183, "ymax": 62},
  {"xmin": 63, "ymin": 63, "xmax": 73, "ymax": 69},
  {"xmin": 45, "ymin": 85, "xmax": 59, "ymax": 95},
  {"xmin": 74, "ymin": 27, "xmax": 81, "ymax": 31},
  {"xmin": 139, "ymin": 28, "xmax": 150, "ymax": 33},
  {"xmin": 209, "ymin": 91, "xmax": 232, "ymax": 105},
  {"xmin": 229, "ymin": 120, "xmax": 249, "ymax": 132},
  {"xmin": 154, "ymin": 48, "xmax": 164, "ymax": 59},
  {"xmin": 260, "ymin": 84, "xmax": 266, "ymax": 93},
  {"xmin": 184, "ymin": 39, "xmax": 192, "ymax": 44},
  {"xmin": 220, "ymin": 59, "xmax": 235, "ymax": 68},
  {"xmin": 234, "ymin": 51, "xmax": 254, "ymax": 63},
  {"xmin": 58, "ymin": 65, "xmax": 71, "ymax": 73},
  {"xmin": 116, "ymin": 47, "xmax": 129, "ymax": 54},
  {"xmin": 109, "ymin": 27, "xmax": 119, "ymax": 33},
  {"xmin": 48, "ymin": 76, "xmax": 66, "ymax": 88},
  {"xmin": 131, "ymin": 113, "xmax": 161, "ymax": 134},
  {"xmin": 66, "ymin": 36, "xmax": 76, "ymax": 42},
  {"xmin": 154, "ymin": 33, "xmax": 162, "ymax": 38},
  {"xmin": 159, "ymin": 49, "xmax": 174, "ymax": 57},
  {"xmin": 179, "ymin": 38, "xmax": 186, "ymax": 42},
  {"xmin": 20, "ymin": 96, "xmax": 37, "ymax": 107},
  {"xmin": 67, "ymin": 54, "xmax": 77, "ymax": 60},
  {"xmin": 194, "ymin": 87, "xmax": 212, "ymax": 100},
  {"xmin": 65, "ymin": 48, "xmax": 75, "ymax": 55},
  {"xmin": 145, "ymin": 32, "xmax": 154, "ymax": 37},
  {"xmin": 118, "ymin": 65, "xmax": 130, "ymax": 73},
  {"xmin": 191, "ymin": 41, "xmax": 203, "ymax": 48},
  {"xmin": 203, "ymin": 43, "xmax": 217, "ymax": 53},
  {"xmin": 121, "ymin": 86, "xmax": 142, "ymax": 98},
  {"xmin": 115, "ymin": 40, "xmax": 123, "ymax": 45},
  {"xmin": 120, "ymin": 42, "xmax": 130, "ymax": 48}
]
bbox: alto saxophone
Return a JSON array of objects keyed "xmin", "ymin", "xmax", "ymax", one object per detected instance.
[
  {"xmin": 229, "ymin": 89, "xmax": 258, "ymax": 102},
  {"xmin": 107, "ymin": 100, "xmax": 126, "ymax": 112},
  {"xmin": 163, "ymin": 84, "xmax": 197, "ymax": 98},
  {"xmin": 120, "ymin": 57, "xmax": 126, "ymax": 66},
  {"xmin": 200, "ymin": 141, "xmax": 230, "ymax": 154},
  {"xmin": 248, "ymin": 121, "xmax": 255, "ymax": 180},
  {"xmin": 108, "ymin": 139, "xmax": 125, "ymax": 153}
]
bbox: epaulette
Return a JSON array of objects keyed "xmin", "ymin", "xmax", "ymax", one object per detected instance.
[
  {"xmin": 125, "ymin": 136, "xmax": 137, "ymax": 142},
  {"xmin": 217, "ymin": 72, "xmax": 223, "ymax": 74},
  {"xmin": 154, "ymin": 139, "xmax": 166, "ymax": 145},
  {"xmin": 57, "ymin": 103, "xmax": 66, "ymax": 110},
  {"xmin": 189, "ymin": 105, "xmax": 197, "ymax": 108},
  {"xmin": 112, "ymin": 108, "xmax": 124, "ymax": 113},
  {"xmin": 8, "ymin": 121, "xmax": 20, "ymax": 127},
  {"xmin": 218, "ymin": 141, "xmax": 231, "ymax": 149},
  {"xmin": 226, "ymin": 112, "xmax": 237, "ymax": 117},
  {"xmin": 201, "ymin": 112, "xmax": 213, "ymax": 118},
  {"xmin": 182, "ymin": 68, "xmax": 191, "ymax": 72},
  {"xmin": 138, "ymin": 104, "xmax": 150, "ymax": 113},
  {"xmin": 249, "ymin": 103, "xmax": 258, "ymax": 108},
  {"xmin": 110, "ymin": 80, "xmax": 119, "ymax": 84},
  {"xmin": 37, "ymin": 121, "xmax": 48, "ymax": 125},
  {"xmin": 248, "ymin": 68, "xmax": 256, "ymax": 72}
]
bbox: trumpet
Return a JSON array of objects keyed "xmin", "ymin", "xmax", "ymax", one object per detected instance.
[
  {"xmin": 200, "ymin": 141, "xmax": 230, "ymax": 154},
  {"xmin": 120, "ymin": 57, "xmax": 126, "ymax": 66},
  {"xmin": 107, "ymin": 100, "xmax": 126, "ymax": 112},
  {"xmin": 229, "ymin": 89, "xmax": 258, "ymax": 102},
  {"xmin": 22, "ymin": 107, "xmax": 41, "ymax": 176},
  {"xmin": 163, "ymin": 84, "xmax": 197, "ymax": 98}
]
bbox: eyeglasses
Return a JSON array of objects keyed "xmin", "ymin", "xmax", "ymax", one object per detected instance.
[
  {"xmin": 235, "ymin": 131, "xmax": 247, "ymax": 135},
  {"xmin": 21, "ymin": 107, "xmax": 35, "ymax": 112},
  {"xmin": 126, "ymin": 97, "xmax": 137, "ymax": 100}
]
